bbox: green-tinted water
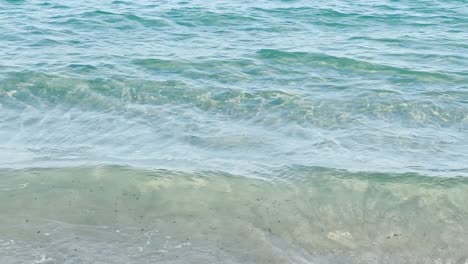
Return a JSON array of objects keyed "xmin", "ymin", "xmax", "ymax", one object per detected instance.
[
  {"xmin": 2, "ymin": 166, "xmax": 468, "ymax": 263},
  {"xmin": 0, "ymin": 0, "xmax": 467, "ymax": 262}
]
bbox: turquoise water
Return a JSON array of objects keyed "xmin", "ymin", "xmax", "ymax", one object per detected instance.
[{"xmin": 0, "ymin": 0, "xmax": 467, "ymax": 263}]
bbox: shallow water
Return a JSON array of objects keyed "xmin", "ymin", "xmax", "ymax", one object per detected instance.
[
  {"xmin": 2, "ymin": 166, "xmax": 468, "ymax": 263},
  {"xmin": 0, "ymin": 0, "xmax": 467, "ymax": 263}
]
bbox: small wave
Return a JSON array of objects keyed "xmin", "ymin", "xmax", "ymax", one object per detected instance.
[
  {"xmin": 257, "ymin": 49, "xmax": 466, "ymax": 83},
  {"xmin": 164, "ymin": 9, "xmax": 259, "ymax": 27},
  {"xmin": 1, "ymin": 72, "xmax": 467, "ymax": 129}
]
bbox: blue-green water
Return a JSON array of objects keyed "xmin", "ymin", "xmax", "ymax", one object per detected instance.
[{"xmin": 0, "ymin": 0, "xmax": 467, "ymax": 263}]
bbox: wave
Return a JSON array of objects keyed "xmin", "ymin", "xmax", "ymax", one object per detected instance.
[
  {"xmin": 1, "ymin": 72, "xmax": 466, "ymax": 177},
  {"xmin": 256, "ymin": 49, "xmax": 467, "ymax": 83},
  {"xmin": 1, "ymin": 72, "xmax": 467, "ymax": 128},
  {"xmin": 133, "ymin": 50, "xmax": 467, "ymax": 85}
]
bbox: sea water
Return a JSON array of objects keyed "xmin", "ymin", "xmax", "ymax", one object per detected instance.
[{"xmin": 0, "ymin": 0, "xmax": 467, "ymax": 263}]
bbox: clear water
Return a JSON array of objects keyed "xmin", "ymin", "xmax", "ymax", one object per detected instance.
[{"xmin": 0, "ymin": 0, "xmax": 467, "ymax": 263}]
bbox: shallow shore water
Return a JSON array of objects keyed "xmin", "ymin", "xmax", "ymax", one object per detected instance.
[
  {"xmin": 1, "ymin": 166, "xmax": 468, "ymax": 263},
  {"xmin": 0, "ymin": 0, "xmax": 467, "ymax": 263}
]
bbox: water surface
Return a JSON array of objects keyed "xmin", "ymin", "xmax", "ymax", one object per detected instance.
[{"xmin": 0, "ymin": 0, "xmax": 467, "ymax": 263}]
